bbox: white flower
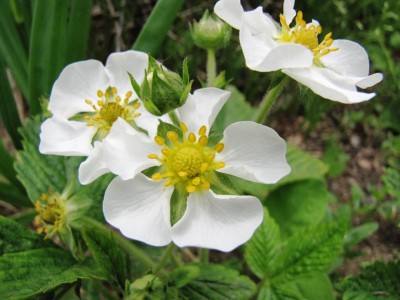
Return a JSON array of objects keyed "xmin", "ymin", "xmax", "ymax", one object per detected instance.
[
  {"xmin": 214, "ymin": 0, "xmax": 383, "ymax": 103},
  {"xmin": 102, "ymin": 88, "xmax": 291, "ymax": 251},
  {"xmin": 39, "ymin": 50, "xmax": 160, "ymax": 184}
]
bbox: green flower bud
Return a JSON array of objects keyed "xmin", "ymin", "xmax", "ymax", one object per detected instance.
[
  {"xmin": 128, "ymin": 275, "xmax": 170, "ymax": 300},
  {"xmin": 191, "ymin": 10, "xmax": 231, "ymax": 50},
  {"xmin": 129, "ymin": 56, "xmax": 193, "ymax": 116}
]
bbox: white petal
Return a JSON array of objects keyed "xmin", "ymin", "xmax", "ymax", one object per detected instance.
[
  {"xmin": 216, "ymin": 121, "xmax": 291, "ymax": 184},
  {"xmin": 178, "ymin": 88, "xmax": 230, "ymax": 134},
  {"xmin": 356, "ymin": 73, "xmax": 383, "ymax": 89},
  {"xmin": 39, "ymin": 116, "xmax": 95, "ymax": 156},
  {"xmin": 49, "ymin": 60, "xmax": 110, "ymax": 118},
  {"xmin": 283, "ymin": 0, "xmax": 296, "ymax": 25},
  {"xmin": 103, "ymin": 118, "xmax": 160, "ymax": 180},
  {"xmin": 171, "ymin": 190, "xmax": 263, "ymax": 252},
  {"xmin": 134, "ymin": 104, "xmax": 165, "ymax": 139},
  {"xmin": 242, "ymin": 7, "xmax": 278, "ymax": 38},
  {"xmin": 240, "ymin": 22, "xmax": 313, "ymax": 72},
  {"xmin": 321, "ymin": 39, "xmax": 370, "ymax": 77},
  {"xmin": 283, "ymin": 67, "xmax": 378, "ymax": 103},
  {"xmin": 106, "ymin": 50, "xmax": 149, "ymax": 97},
  {"xmin": 214, "ymin": 0, "xmax": 244, "ymax": 30},
  {"xmin": 104, "ymin": 174, "xmax": 173, "ymax": 246},
  {"xmin": 78, "ymin": 142, "xmax": 110, "ymax": 185}
]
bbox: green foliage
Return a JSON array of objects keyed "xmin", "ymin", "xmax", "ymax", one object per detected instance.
[
  {"xmin": 0, "ymin": 216, "xmax": 51, "ymax": 255},
  {"xmin": 344, "ymin": 222, "xmax": 379, "ymax": 251},
  {"xmin": 171, "ymin": 264, "xmax": 256, "ymax": 300},
  {"xmin": 245, "ymin": 211, "xmax": 346, "ymax": 299},
  {"xmin": 337, "ymin": 260, "xmax": 400, "ymax": 300},
  {"xmin": 81, "ymin": 228, "xmax": 128, "ymax": 289},
  {"xmin": 264, "ymin": 179, "xmax": 329, "ymax": 239},
  {"xmin": 132, "ymin": 0, "xmax": 186, "ymax": 56},
  {"xmin": 322, "ymin": 139, "xmax": 350, "ymax": 177}
]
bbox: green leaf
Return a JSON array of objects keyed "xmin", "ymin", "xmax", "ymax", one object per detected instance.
[
  {"xmin": 0, "ymin": 248, "xmax": 105, "ymax": 299},
  {"xmin": 0, "ymin": 137, "xmax": 23, "ymax": 191},
  {"xmin": 259, "ymin": 273, "xmax": 335, "ymax": 300},
  {"xmin": 337, "ymin": 260, "xmax": 400, "ymax": 300},
  {"xmin": 0, "ymin": 1, "xmax": 29, "ymax": 99},
  {"xmin": 28, "ymin": 0, "xmax": 69, "ymax": 114},
  {"xmin": 212, "ymin": 85, "xmax": 256, "ymax": 133},
  {"xmin": 81, "ymin": 228, "xmax": 128, "ymax": 288},
  {"xmin": 171, "ymin": 264, "xmax": 256, "ymax": 300},
  {"xmin": 271, "ymin": 220, "xmax": 346, "ymax": 284},
  {"xmin": 132, "ymin": 0, "xmax": 186, "ymax": 56},
  {"xmin": 0, "ymin": 58, "xmax": 22, "ymax": 148},
  {"xmin": 264, "ymin": 179, "xmax": 329, "ymax": 239},
  {"xmin": 344, "ymin": 222, "xmax": 379, "ymax": 250},
  {"xmin": 244, "ymin": 209, "xmax": 281, "ymax": 279},
  {"xmin": 64, "ymin": 0, "xmax": 93, "ymax": 64},
  {"xmin": 322, "ymin": 139, "xmax": 350, "ymax": 177},
  {"xmin": 170, "ymin": 187, "xmax": 188, "ymax": 226},
  {"xmin": 0, "ymin": 216, "xmax": 51, "ymax": 255}
]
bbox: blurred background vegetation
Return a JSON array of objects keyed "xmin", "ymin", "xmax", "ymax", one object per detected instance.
[{"xmin": 1, "ymin": 0, "xmax": 399, "ymax": 290}]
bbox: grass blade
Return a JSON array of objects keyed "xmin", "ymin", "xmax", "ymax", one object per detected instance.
[{"xmin": 132, "ymin": 0, "xmax": 186, "ymax": 56}]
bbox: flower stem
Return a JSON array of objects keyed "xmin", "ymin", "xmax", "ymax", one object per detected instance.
[
  {"xmin": 153, "ymin": 243, "xmax": 175, "ymax": 274},
  {"xmin": 81, "ymin": 217, "xmax": 154, "ymax": 269},
  {"xmin": 207, "ymin": 48, "xmax": 216, "ymax": 87},
  {"xmin": 199, "ymin": 248, "xmax": 209, "ymax": 264},
  {"xmin": 253, "ymin": 75, "xmax": 288, "ymax": 124}
]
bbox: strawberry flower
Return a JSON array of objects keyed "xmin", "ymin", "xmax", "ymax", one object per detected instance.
[
  {"xmin": 101, "ymin": 88, "xmax": 291, "ymax": 251},
  {"xmin": 214, "ymin": 0, "xmax": 383, "ymax": 103}
]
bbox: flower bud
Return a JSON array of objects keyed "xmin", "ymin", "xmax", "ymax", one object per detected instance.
[
  {"xmin": 191, "ymin": 10, "xmax": 231, "ymax": 50},
  {"xmin": 129, "ymin": 56, "xmax": 193, "ymax": 116}
]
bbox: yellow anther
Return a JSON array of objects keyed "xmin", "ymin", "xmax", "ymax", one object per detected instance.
[
  {"xmin": 166, "ymin": 171, "xmax": 175, "ymax": 177},
  {"xmin": 116, "ymin": 96, "xmax": 121, "ymax": 103},
  {"xmin": 105, "ymin": 91, "xmax": 110, "ymax": 98},
  {"xmin": 192, "ymin": 177, "xmax": 201, "ymax": 186},
  {"xmin": 206, "ymin": 153, "xmax": 215, "ymax": 162},
  {"xmin": 133, "ymin": 102, "xmax": 140, "ymax": 109},
  {"xmin": 188, "ymin": 133, "xmax": 196, "ymax": 143},
  {"xmin": 164, "ymin": 180, "xmax": 174, "ymax": 187},
  {"xmin": 180, "ymin": 122, "xmax": 188, "ymax": 132},
  {"xmin": 84, "ymin": 115, "xmax": 90, "ymax": 120},
  {"xmin": 133, "ymin": 113, "xmax": 141, "ymax": 118},
  {"xmin": 167, "ymin": 131, "xmax": 179, "ymax": 142},
  {"xmin": 215, "ymin": 161, "xmax": 225, "ymax": 169},
  {"xmin": 152, "ymin": 173, "xmax": 162, "ymax": 180},
  {"xmin": 85, "ymin": 99, "xmax": 92, "ymax": 105},
  {"xmin": 155, "ymin": 136, "xmax": 165, "ymax": 145},
  {"xmin": 97, "ymin": 90, "xmax": 103, "ymax": 97},
  {"xmin": 161, "ymin": 149, "xmax": 170, "ymax": 156},
  {"xmin": 201, "ymin": 163, "xmax": 208, "ymax": 173},
  {"xmin": 215, "ymin": 143, "xmax": 224, "ymax": 153},
  {"xmin": 97, "ymin": 100, "xmax": 104, "ymax": 106},
  {"xmin": 325, "ymin": 39, "xmax": 333, "ymax": 47},
  {"xmin": 198, "ymin": 126, "xmax": 207, "ymax": 136},
  {"xmin": 111, "ymin": 87, "xmax": 117, "ymax": 95},
  {"xmin": 202, "ymin": 181, "xmax": 211, "ymax": 190},
  {"xmin": 126, "ymin": 91, "xmax": 133, "ymax": 98},
  {"xmin": 198, "ymin": 136, "xmax": 208, "ymax": 146},
  {"xmin": 186, "ymin": 185, "xmax": 196, "ymax": 193},
  {"xmin": 148, "ymin": 154, "xmax": 158, "ymax": 159},
  {"xmin": 178, "ymin": 171, "xmax": 188, "ymax": 177}
]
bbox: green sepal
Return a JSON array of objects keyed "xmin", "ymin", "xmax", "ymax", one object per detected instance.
[
  {"xmin": 170, "ymin": 187, "xmax": 187, "ymax": 226},
  {"xmin": 128, "ymin": 71, "xmax": 142, "ymax": 98}
]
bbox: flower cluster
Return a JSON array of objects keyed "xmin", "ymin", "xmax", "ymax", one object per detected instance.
[
  {"xmin": 39, "ymin": 0, "xmax": 382, "ymax": 252},
  {"xmin": 214, "ymin": 0, "xmax": 383, "ymax": 103}
]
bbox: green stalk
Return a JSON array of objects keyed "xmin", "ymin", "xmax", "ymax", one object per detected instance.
[
  {"xmin": 153, "ymin": 243, "xmax": 175, "ymax": 274},
  {"xmin": 81, "ymin": 217, "xmax": 154, "ymax": 269},
  {"xmin": 199, "ymin": 248, "xmax": 209, "ymax": 264},
  {"xmin": 206, "ymin": 49, "xmax": 216, "ymax": 87},
  {"xmin": 253, "ymin": 75, "xmax": 288, "ymax": 124}
]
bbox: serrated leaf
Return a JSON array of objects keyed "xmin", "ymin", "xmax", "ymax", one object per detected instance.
[
  {"xmin": 81, "ymin": 228, "xmax": 127, "ymax": 288},
  {"xmin": 337, "ymin": 260, "xmax": 400, "ymax": 300},
  {"xmin": 271, "ymin": 220, "xmax": 346, "ymax": 284},
  {"xmin": 171, "ymin": 264, "xmax": 256, "ymax": 300},
  {"xmin": 0, "ymin": 248, "xmax": 105, "ymax": 299},
  {"xmin": 0, "ymin": 216, "xmax": 52, "ymax": 255},
  {"xmin": 244, "ymin": 209, "xmax": 281, "ymax": 279},
  {"xmin": 264, "ymin": 179, "xmax": 329, "ymax": 239}
]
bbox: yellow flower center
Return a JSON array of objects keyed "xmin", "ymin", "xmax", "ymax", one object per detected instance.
[
  {"xmin": 277, "ymin": 11, "xmax": 338, "ymax": 66},
  {"xmin": 148, "ymin": 123, "xmax": 226, "ymax": 193},
  {"xmin": 83, "ymin": 87, "xmax": 141, "ymax": 140},
  {"xmin": 33, "ymin": 191, "xmax": 66, "ymax": 239}
]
